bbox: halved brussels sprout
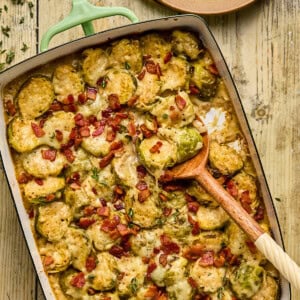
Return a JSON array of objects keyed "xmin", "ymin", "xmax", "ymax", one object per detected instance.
[
  {"xmin": 52, "ymin": 64, "xmax": 84, "ymax": 102},
  {"xmin": 64, "ymin": 187, "xmax": 90, "ymax": 217},
  {"xmin": 8, "ymin": 117, "xmax": 41, "ymax": 153},
  {"xmin": 251, "ymin": 275, "xmax": 279, "ymax": 300},
  {"xmin": 88, "ymin": 252, "xmax": 118, "ymax": 291},
  {"xmin": 150, "ymin": 92, "xmax": 195, "ymax": 127},
  {"xmin": 194, "ymin": 230, "xmax": 228, "ymax": 253},
  {"xmin": 36, "ymin": 201, "xmax": 72, "ymax": 242},
  {"xmin": 17, "ymin": 76, "xmax": 54, "ymax": 119},
  {"xmin": 166, "ymin": 279, "xmax": 194, "ymax": 300},
  {"xmin": 99, "ymin": 69, "xmax": 136, "ymax": 105},
  {"xmin": 229, "ymin": 262, "xmax": 264, "ymax": 299},
  {"xmin": 82, "ymin": 48, "xmax": 109, "ymax": 87},
  {"xmin": 209, "ymin": 141, "xmax": 243, "ymax": 175},
  {"xmin": 64, "ymin": 148, "xmax": 93, "ymax": 176},
  {"xmin": 117, "ymin": 256, "xmax": 147, "ymax": 297},
  {"xmin": 108, "ymin": 38, "xmax": 143, "ymax": 74},
  {"xmin": 64, "ymin": 227, "xmax": 92, "ymax": 271},
  {"xmin": 24, "ymin": 176, "xmax": 65, "ymax": 204},
  {"xmin": 171, "ymin": 30, "xmax": 202, "ymax": 60},
  {"xmin": 196, "ymin": 205, "xmax": 229, "ymax": 230},
  {"xmin": 39, "ymin": 239, "xmax": 71, "ymax": 273},
  {"xmin": 190, "ymin": 263, "xmax": 226, "ymax": 293},
  {"xmin": 77, "ymin": 93, "xmax": 107, "ymax": 117},
  {"xmin": 22, "ymin": 146, "xmax": 66, "ymax": 178}
]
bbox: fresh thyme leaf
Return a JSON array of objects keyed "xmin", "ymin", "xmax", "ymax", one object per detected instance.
[
  {"xmin": 128, "ymin": 208, "xmax": 134, "ymax": 219},
  {"xmin": 4, "ymin": 5, "xmax": 8, "ymax": 12},
  {"xmin": 0, "ymin": 49, "xmax": 6, "ymax": 54},
  {"xmin": 21, "ymin": 42, "xmax": 28, "ymax": 52},
  {"xmin": 19, "ymin": 16, "xmax": 24, "ymax": 24},
  {"xmin": 275, "ymin": 197, "xmax": 281, "ymax": 202},
  {"xmin": 91, "ymin": 167, "xmax": 99, "ymax": 181},
  {"xmin": 125, "ymin": 61, "xmax": 131, "ymax": 70},
  {"xmin": 28, "ymin": 1, "xmax": 34, "ymax": 18},
  {"xmin": 129, "ymin": 277, "xmax": 138, "ymax": 294},
  {"xmin": 1, "ymin": 25, "xmax": 11, "ymax": 38},
  {"xmin": 0, "ymin": 63, "xmax": 5, "ymax": 72},
  {"xmin": 6, "ymin": 50, "xmax": 15, "ymax": 64}
]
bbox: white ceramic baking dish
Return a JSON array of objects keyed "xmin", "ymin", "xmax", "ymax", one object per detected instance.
[{"xmin": 0, "ymin": 8, "xmax": 291, "ymax": 300}]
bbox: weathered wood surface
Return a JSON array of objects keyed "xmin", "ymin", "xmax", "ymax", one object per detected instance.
[{"xmin": 0, "ymin": 0, "xmax": 299, "ymax": 299}]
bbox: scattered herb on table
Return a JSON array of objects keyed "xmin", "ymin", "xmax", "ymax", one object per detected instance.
[
  {"xmin": 11, "ymin": 0, "xmax": 25, "ymax": 5},
  {"xmin": 1, "ymin": 26, "xmax": 11, "ymax": 38},
  {"xmin": 21, "ymin": 42, "xmax": 28, "ymax": 52},
  {"xmin": 4, "ymin": 5, "xmax": 8, "ymax": 12},
  {"xmin": 275, "ymin": 197, "xmax": 281, "ymax": 202},
  {"xmin": 6, "ymin": 50, "xmax": 15, "ymax": 64},
  {"xmin": 0, "ymin": 63, "xmax": 5, "ymax": 72},
  {"xmin": 19, "ymin": 16, "xmax": 24, "ymax": 24},
  {"xmin": 28, "ymin": 1, "xmax": 34, "ymax": 18}
]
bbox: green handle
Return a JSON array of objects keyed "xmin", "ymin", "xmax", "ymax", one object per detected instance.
[{"xmin": 40, "ymin": 0, "xmax": 139, "ymax": 52}]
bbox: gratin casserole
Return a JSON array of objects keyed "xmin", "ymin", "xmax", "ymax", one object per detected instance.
[{"xmin": 3, "ymin": 30, "xmax": 279, "ymax": 299}]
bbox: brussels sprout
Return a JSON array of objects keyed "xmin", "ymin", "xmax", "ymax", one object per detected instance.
[
  {"xmin": 160, "ymin": 57, "xmax": 189, "ymax": 92},
  {"xmin": 229, "ymin": 262, "xmax": 264, "ymax": 299},
  {"xmin": 64, "ymin": 148, "xmax": 93, "ymax": 176},
  {"xmin": 171, "ymin": 30, "xmax": 202, "ymax": 60},
  {"xmin": 190, "ymin": 263, "xmax": 226, "ymax": 293},
  {"xmin": 150, "ymin": 92, "xmax": 195, "ymax": 127},
  {"xmin": 251, "ymin": 275, "xmax": 279, "ymax": 300},
  {"xmin": 124, "ymin": 189, "xmax": 161, "ymax": 228},
  {"xmin": 130, "ymin": 228, "xmax": 163, "ymax": 257},
  {"xmin": 24, "ymin": 176, "xmax": 65, "ymax": 204},
  {"xmin": 8, "ymin": 117, "xmax": 41, "ymax": 152},
  {"xmin": 210, "ymin": 288, "xmax": 235, "ymax": 300},
  {"xmin": 191, "ymin": 57, "xmax": 218, "ymax": 99},
  {"xmin": 194, "ymin": 230, "xmax": 228, "ymax": 253},
  {"xmin": 99, "ymin": 68, "xmax": 137, "ymax": 105},
  {"xmin": 166, "ymin": 279, "xmax": 194, "ymax": 300},
  {"xmin": 209, "ymin": 141, "xmax": 243, "ymax": 175},
  {"xmin": 64, "ymin": 227, "xmax": 92, "ymax": 271},
  {"xmin": 64, "ymin": 187, "xmax": 90, "ymax": 218},
  {"xmin": 160, "ymin": 190, "xmax": 186, "ymax": 210},
  {"xmin": 117, "ymin": 256, "xmax": 147, "ymax": 297},
  {"xmin": 88, "ymin": 252, "xmax": 118, "ymax": 291},
  {"xmin": 59, "ymin": 269, "xmax": 88, "ymax": 299},
  {"xmin": 39, "ymin": 240, "xmax": 71, "ymax": 273},
  {"xmin": 196, "ymin": 205, "xmax": 229, "ymax": 230},
  {"xmin": 17, "ymin": 76, "xmax": 54, "ymax": 119},
  {"xmin": 22, "ymin": 146, "xmax": 66, "ymax": 178},
  {"xmin": 52, "ymin": 64, "xmax": 84, "ymax": 102},
  {"xmin": 82, "ymin": 48, "xmax": 109, "ymax": 87},
  {"xmin": 36, "ymin": 202, "xmax": 72, "ymax": 242},
  {"xmin": 108, "ymin": 38, "xmax": 143, "ymax": 74},
  {"xmin": 86, "ymin": 220, "xmax": 120, "ymax": 251}
]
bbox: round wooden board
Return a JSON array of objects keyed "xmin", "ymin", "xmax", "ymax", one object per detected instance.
[{"xmin": 155, "ymin": 0, "xmax": 256, "ymax": 14}]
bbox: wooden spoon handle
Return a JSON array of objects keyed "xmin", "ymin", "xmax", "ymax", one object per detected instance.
[
  {"xmin": 195, "ymin": 169, "xmax": 263, "ymax": 240},
  {"xmin": 255, "ymin": 233, "xmax": 300, "ymax": 290}
]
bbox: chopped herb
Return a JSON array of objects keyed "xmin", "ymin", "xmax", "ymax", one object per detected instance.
[
  {"xmin": 129, "ymin": 277, "xmax": 138, "ymax": 294},
  {"xmin": 99, "ymin": 181, "xmax": 109, "ymax": 187},
  {"xmin": 0, "ymin": 49, "xmax": 6, "ymax": 54},
  {"xmin": 0, "ymin": 8, "xmax": 2, "ymax": 17},
  {"xmin": 0, "ymin": 41, "xmax": 2, "ymax": 48},
  {"xmin": 11, "ymin": 0, "xmax": 26, "ymax": 4},
  {"xmin": 4, "ymin": 5, "xmax": 8, "ymax": 12},
  {"xmin": 21, "ymin": 42, "xmax": 29, "ymax": 52},
  {"xmin": 6, "ymin": 50, "xmax": 15, "ymax": 64},
  {"xmin": 19, "ymin": 16, "xmax": 24, "ymax": 24},
  {"xmin": 125, "ymin": 61, "xmax": 131, "ymax": 70},
  {"xmin": 217, "ymin": 287, "xmax": 224, "ymax": 299},
  {"xmin": 87, "ymin": 274, "xmax": 95, "ymax": 280},
  {"xmin": 1, "ymin": 25, "xmax": 11, "ymax": 38},
  {"xmin": 162, "ymin": 113, "xmax": 168, "ymax": 119},
  {"xmin": 28, "ymin": 1, "xmax": 34, "ymax": 18},
  {"xmin": 0, "ymin": 63, "xmax": 5, "ymax": 72},
  {"xmin": 91, "ymin": 167, "xmax": 99, "ymax": 181},
  {"xmin": 128, "ymin": 208, "xmax": 134, "ymax": 219},
  {"xmin": 275, "ymin": 197, "xmax": 281, "ymax": 202}
]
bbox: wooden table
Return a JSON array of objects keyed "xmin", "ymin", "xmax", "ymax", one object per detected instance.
[{"xmin": 0, "ymin": 0, "xmax": 299, "ymax": 299}]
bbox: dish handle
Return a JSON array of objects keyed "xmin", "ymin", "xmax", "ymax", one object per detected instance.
[{"xmin": 40, "ymin": 0, "xmax": 139, "ymax": 52}]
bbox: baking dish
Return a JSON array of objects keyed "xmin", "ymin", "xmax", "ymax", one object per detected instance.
[{"xmin": 0, "ymin": 2, "xmax": 291, "ymax": 299}]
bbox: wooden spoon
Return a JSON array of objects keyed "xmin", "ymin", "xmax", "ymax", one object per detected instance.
[{"xmin": 164, "ymin": 132, "xmax": 300, "ymax": 289}]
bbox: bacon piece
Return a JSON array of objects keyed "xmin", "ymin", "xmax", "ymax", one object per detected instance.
[
  {"xmin": 86, "ymin": 87, "xmax": 97, "ymax": 100},
  {"xmin": 213, "ymin": 254, "xmax": 226, "ymax": 268},
  {"xmin": 43, "ymin": 256, "xmax": 54, "ymax": 266},
  {"xmin": 189, "ymin": 84, "xmax": 200, "ymax": 95},
  {"xmin": 144, "ymin": 285, "xmax": 158, "ymax": 297},
  {"xmin": 5, "ymin": 100, "xmax": 16, "ymax": 116},
  {"xmin": 246, "ymin": 240, "xmax": 257, "ymax": 254},
  {"xmin": 159, "ymin": 254, "xmax": 168, "ymax": 267},
  {"xmin": 145, "ymin": 60, "xmax": 157, "ymax": 74},
  {"xmin": 99, "ymin": 152, "xmax": 115, "ymax": 168},
  {"xmin": 149, "ymin": 141, "xmax": 163, "ymax": 153},
  {"xmin": 78, "ymin": 217, "xmax": 95, "ymax": 229},
  {"xmin": 62, "ymin": 148, "xmax": 75, "ymax": 163},
  {"xmin": 140, "ymin": 124, "xmax": 153, "ymax": 138},
  {"xmin": 187, "ymin": 201, "xmax": 200, "ymax": 213},
  {"xmin": 254, "ymin": 205, "xmax": 264, "ymax": 221},
  {"xmin": 97, "ymin": 206, "xmax": 110, "ymax": 217},
  {"xmin": 41, "ymin": 149, "xmax": 57, "ymax": 162},
  {"xmin": 79, "ymin": 126, "xmax": 90, "ymax": 137},
  {"xmin": 117, "ymin": 224, "xmax": 132, "ymax": 236},
  {"xmin": 183, "ymin": 244, "xmax": 205, "ymax": 261},
  {"xmin": 86, "ymin": 256, "xmax": 97, "ymax": 272},
  {"xmin": 146, "ymin": 262, "xmax": 157, "ymax": 279},
  {"xmin": 226, "ymin": 180, "xmax": 238, "ymax": 198},
  {"xmin": 70, "ymin": 272, "xmax": 85, "ymax": 288},
  {"xmin": 31, "ymin": 122, "xmax": 45, "ymax": 137},
  {"xmin": 109, "ymin": 245, "xmax": 124, "ymax": 258},
  {"xmin": 219, "ymin": 247, "xmax": 240, "ymax": 266},
  {"xmin": 137, "ymin": 69, "xmax": 146, "ymax": 80},
  {"xmin": 84, "ymin": 206, "xmax": 96, "ymax": 216},
  {"xmin": 34, "ymin": 178, "xmax": 43, "ymax": 186},
  {"xmin": 17, "ymin": 172, "xmax": 32, "ymax": 184},
  {"xmin": 198, "ymin": 250, "xmax": 215, "ymax": 267},
  {"xmin": 160, "ymin": 234, "xmax": 180, "ymax": 255},
  {"xmin": 127, "ymin": 95, "xmax": 139, "ymax": 107},
  {"xmin": 163, "ymin": 207, "xmax": 172, "ymax": 217},
  {"xmin": 136, "ymin": 180, "xmax": 148, "ymax": 191},
  {"xmin": 136, "ymin": 165, "xmax": 147, "ymax": 179},
  {"xmin": 164, "ymin": 52, "xmax": 173, "ymax": 64},
  {"xmin": 55, "ymin": 129, "xmax": 63, "ymax": 142},
  {"xmin": 208, "ymin": 64, "xmax": 219, "ymax": 75},
  {"xmin": 46, "ymin": 194, "xmax": 56, "ymax": 202},
  {"xmin": 240, "ymin": 190, "xmax": 252, "ymax": 213},
  {"xmin": 175, "ymin": 94, "xmax": 187, "ymax": 110},
  {"xmin": 64, "ymin": 94, "xmax": 75, "ymax": 104},
  {"xmin": 110, "ymin": 140, "xmax": 123, "ymax": 151},
  {"xmin": 187, "ymin": 277, "xmax": 198, "ymax": 289},
  {"xmin": 78, "ymin": 92, "xmax": 87, "ymax": 104},
  {"xmin": 156, "ymin": 63, "xmax": 162, "ymax": 80},
  {"xmin": 108, "ymin": 94, "xmax": 121, "ymax": 111},
  {"xmin": 162, "ymin": 183, "xmax": 183, "ymax": 192},
  {"xmin": 106, "ymin": 128, "xmax": 116, "ymax": 142},
  {"xmin": 138, "ymin": 189, "xmax": 151, "ymax": 203},
  {"xmin": 127, "ymin": 121, "xmax": 136, "ymax": 137},
  {"xmin": 159, "ymin": 193, "xmax": 168, "ymax": 202},
  {"xmin": 50, "ymin": 100, "xmax": 63, "ymax": 111}
]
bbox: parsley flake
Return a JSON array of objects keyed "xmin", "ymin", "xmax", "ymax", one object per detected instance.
[
  {"xmin": 1, "ymin": 25, "xmax": 11, "ymax": 38},
  {"xmin": 91, "ymin": 167, "xmax": 99, "ymax": 181},
  {"xmin": 6, "ymin": 50, "xmax": 15, "ymax": 64},
  {"xmin": 19, "ymin": 16, "xmax": 24, "ymax": 24},
  {"xmin": 21, "ymin": 42, "xmax": 29, "ymax": 52},
  {"xmin": 0, "ymin": 63, "xmax": 5, "ymax": 72},
  {"xmin": 129, "ymin": 277, "xmax": 138, "ymax": 294}
]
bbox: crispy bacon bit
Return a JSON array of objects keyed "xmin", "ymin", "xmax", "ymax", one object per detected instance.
[
  {"xmin": 31, "ymin": 122, "xmax": 45, "ymax": 137},
  {"xmin": 99, "ymin": 152, "xmax": 115, "ymax": 168},
  {"xmin": 55, "ymin": 129, "xmax": 63, "ymax": 142},
  {"xmin": 106, "ymin": 128, "xmax": 116, "ymax": 142},
  {"xmin": 127, "ymin": 95, "xmax": 139, "ymax": 107},
  {"xmin": 127, "ymin": 121, "xmax": 136, "ymax": 137},
  {"xmin": 5, "ymin": 100, "xmax": 16, "ymax": 116},
  {"xmin": 163, "ymin": 207, "xmax": 172, "ymax": 217},
  {"xmin": 63, "ymin": 103, "xmax": 77, "ymax": 112},
  {"xmin": 160, "ymin": 234, "xmax": 180, "ymax": 255},
  {"xmin": 198, "ymin": 250, "xmax": 215, "ymax": 267},
  {"xmin": 74, "ymin": 113, "xmax": 85, "ymax": 126},
  {"xmin": 66, "ymin": 172, "xmax": 80, "ymax": 184},
  {"xmin": 70, "ymin": 272, "xmax": 85, "ymax": 288},
  {"xmin": 208, "ymin": 64, "xmax": 219, "ymax": 75},
  {"xmin": 240, "ymin": 190, "xmax": 252, "ymax": 213},
  {"xmin": 110, "ymin": 140, "xmax": 123, "ymax": 151},
  {"xmin": 143, "ymin": 54, "xmax": 152, "ymax": 61},
  {"xmin": 187, "ymin": 277, "xmax": 198, "ymax": 289},
  {"xmin": 102, "ymin": 108, "xmax": 113, "ymax": 119},
  {"xmin": 64, "ymin": 94, "xmax": 75, "ymax": 104},
  {"xmin": 84, "ymin": 206, "xmax": 96, "ymax": 216},
  {"xmin": 187, "ymin": 201, "xmax": 200, "ymax": 213},
  {"xmin": 78, "ymin": 92, "xmax": 87, "ymax": 104},
  {"xmin": 86, "ymin": 87, "xmax": 97, "ymax": 100},
  {"xmin": 175, "ymin": 94, "xmax": 187, "ymax": 110},
  {"xmin": 79, "ymin": 126, "xmax": 90, "ymax": 137},
  {"xmin": 43, "ymin": 256, "xmax": 54, "ymax": 266},
  {"xmin": 41, "ymin": 149, "xmax": 57, "ymax": 162},
  {"xmin": 34, "ymin": 178, "xmax": 43, "ymax": 185},
  {"xmin": 114, "ymin": 185, "xmax": 124, "ymax": 196},
  {"xmin": 145, "ymin": 60, "xmax": 157, "ymax": 74},
  {"xmin": 109, "ymin": 245, "xmax": 124, "ymax": 258},
  {"xmin": 219, "ymin": 247, "xmax": 239, "ymax": 266},
  {"xmin": 159, "ymin": 193, "xmax": 168, "ymax": 202},
  {"xmin": 150, "ymin": 141, "xmax": 163, "ymax": 153},
  {"xmin": 138, "ymin": 189, "xmax": 151, "ymax": 203},
  {"xmin": 140, "ymin": 124, "xmax": 153, "ymax": 138},
  {"xmin": 159, "ymin": 254, "xmax": 168, "ymax": 267},
  {"xmin": 108, "ymin": 94, "xmax": 121, "ymax": 111},
  {"xmin": 159, "ymin": 173, "xmax": 174, "ymax": 183},
  {"xmin": 79, "ymin": 217, "xmax": 96, "ymax": 229},
  {"xmin": 136, "ymin": 180, "xmax": 148, "ymax": 191},
  {"xmin": 162, "ymin": 183, "xmax": 183, "ymax": 192},
  {"xmin": 50, "ymin": 100, "xmax": 63, "ymax": 111},
  {"xmin": 254, "ymin": 205, "xmax": 264, "ymax": 221},
  {"xmin": 87, "ymin": 288, "xmax": 96, "ymax": 296},
  {"xmin": 86, "ymin": 256, "xmax": 97, "ymax": 272},
  {"xmin": 117, "ymin": 224, "xmax": 132, "ymax": 236},
  {"xmin": 246, "ymin": 240, "xmax": 257, "ymax": 254},
  {"xmin": 97, "ymin": 206, "xmax": 110, "ymax": 217},
  {"xmin": 164, "ymin": 52, "xmax": 173, "ymax": 64},
  {"xmin": 137, "ymin": 69, "xmax": 146, "ymax": 80},
  {"xmin": 226, "ymin": 180, "xmax": 238, "ymax": 198},
  {"xmin": 183, "ymin": 244, "xmax": 205, "ymax": 261},
  {"xmin": 62, "ymin": 148, "xmax": 75, "ymax": 163},
  {"xmin": 146, "ymin": 262, "xmax": 157, "ymax": 279},
  {"xmin": 17, "ymin": 172, "xmax": 31, "ymax": 184},
  {"xmin": 156, "ymin": 63, "xmax": 162, "ymax": 79},
  {"xmin": 114, "ymin": 202, "xmax": 124, "ymax": 211},
  {"xmin": 144, "ymin": 284, "xmax": 158, "ymax": 297},
  {"xmin": 70, "ymin": 182, "xmax": 81, "ymax": 190},
  {"xmin": 136, "ymin": 165, "xmax": 147, "ymax": 179},
  {"xmin": 213, "ymin": 254, "xmax": 226, "ymax": 268},
  {"xmin": 189, "ymin": 84, "xmax": 200, "ymax": 95},
  {"xmin": 28, "ymin": 208, "xmax": 34, "ymax": 219},
  {"xmin": 46, "ymin": 194, "xmax": 56, "ymax": 202}
]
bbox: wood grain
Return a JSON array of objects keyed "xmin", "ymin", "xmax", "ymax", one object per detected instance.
[{"xmin": 0, "ymin": 0, "xmax": 299, "ymax": 299}]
